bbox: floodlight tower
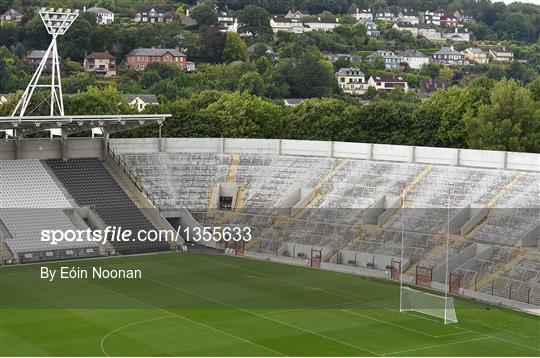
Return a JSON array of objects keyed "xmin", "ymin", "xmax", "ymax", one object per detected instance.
[{"xmin": 12, "ymin": 8, "xmax": 79, "ymax": 117}]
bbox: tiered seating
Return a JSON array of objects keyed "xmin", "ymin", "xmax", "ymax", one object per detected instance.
[
  {"xmin": 119, "ymin": 152, "xmax": 539, "ymax": 304},
  {"xmin": 122, "ymin": 153, "xmax": 229, "ymax": 211},
  {"xmin": 47, "ymin": 158, "xmax": 169, "ymax": 254},
  {"xmin": 0, "ymin": 159, "xmax": 99, "ymax": 259}
]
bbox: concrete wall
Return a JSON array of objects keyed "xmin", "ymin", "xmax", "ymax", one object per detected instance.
[
  {"xmin": 336, "ymin": 249, "xmax": 410, "ymax": 271},
  {"xmin": 0, "ymin": 138, "xmax": 103, "ymax": 160},
  {"xmin": 110, "ymin": 138, "xmax": 540, "ymax": 172},
  {"xmin": 2, "ymin": 137, "xmax": 538, "ymax": 172},
  {"xmin": 431, "ymin": 243, "xmax": 491, "ymax": 283}
]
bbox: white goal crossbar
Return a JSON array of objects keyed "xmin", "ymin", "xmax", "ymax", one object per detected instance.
[{"xmin": 401, "ymin": 286, "xmax": 458, "ymax": 324}]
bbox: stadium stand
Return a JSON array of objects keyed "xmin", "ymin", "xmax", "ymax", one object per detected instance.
[
  {"xmin": 119, "ymin": 151, "xmax": 539, "ymax": 306},
  {"xmin": 47, "ymin": 157, "xmax": 170, "ymax": 254},
  {"xmin": 0, "ymin": 159, "xmax": 100, "ymax": 262}
]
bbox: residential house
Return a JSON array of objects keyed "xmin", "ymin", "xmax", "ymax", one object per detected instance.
[
  {"xmin": 397, "ymin": 9, "xmax": 419, "ymax": 24},
  {"xmin": 0, "ymin": 94, "xmax": 10, "ymax": 105},
  {"xmin": 84, "ymin": 51, "xmax": 116, "ymax": 77},
  {"xmin": 134, "ymin": 8, "xmax": 174, "ymax": 23},
  {"xmin": 270, "ymin": 16, "xmax": 304, "ymax": 33},
  {"xmin": 432, "ymin": 46, "xmax": 464, "ymax": 65},
  {"xmin": 453, "ymin": 10, "xmax": 473, "ymax": 23},
  {"xmin": 392, "ymin": 22, "xmax": 418, "ymax": 37},
  {"xmin": 125, "ymin": 94, "xmax": 159, "ymax": 112},
  {"xmin": 304, "ymin": 17, "xmax": 339, "ymax": 32},
  {"xmin": 359, "ymin": 19, "xmax": 380, "ymax": 36},
  {"xmin": 419, "ymin": 78, "xmax": 449, "ymax": 98},
  {"xmin": 247, "ymin": 44, "xmax": 278, "ymax": 61},
  {"xmin": 368, "ymin": 75, "xmax": 409, "ymax": 92},
  {"xmin": 284, "ymin": 98, "xmax": 304, "ymax": 106},
  {"xmin": 463, "ymin": 47, "xmax": 488, "ymax": 64},
  {"xmin": 179, "ymin": 10, "xmax": 197, "ymax": 27},
  {"xmin": 285, "ymin": 10, "xmax": 310, "ymax": 19},
  {"xmin": 218, "ymin": 11, "xmax": 238, "ymax": 32},
  {"xmin": 374, "ymin": 10, "xmax": 395, "ymax": 22},
  {"xmin": 440, "ymin": 14, "xmax": 459, "ymax": 27},
  {"xmin": 84, "ymin": 6, "xmax": 114, "ymax": 25},
  {"xmin": 420, "ymin": 10, "xmax": 444, "ymax": 26},
  {"xmin": 323, "ymin": 52, "xmax": 362, "ymax": 63},
  {"xmin": 126, "ymin": 48, "xmax": 187, "ymax": 70},
  {"xmin": 418, "ymin": 25, "xmax": 443, "ymax": 42},
  {"xmin": 0, "ymin": 9, "xmax": 24, "ymax": 25},
  {"xmin": 336, "ymin": 68, "xmax": 367, "ymax": 95},
  {"xmin": 366, "ymin": 50, "xmax": 400, "ymax": 70},
  {"xmin": 399, "ymin": 49, "xmax": 429, "ymax": 70},
  {"xmin": 186, "ymin": 61, "xmax": 197, "ymax": 72},
  {"xmin": 489, "ymin": 47, "xmax": 514, "ymax": 62},
  {"xmin": 25, "ymin": 50, "xmax": 60, "ymax": 73},
  {"xmin": 352, "ymin": 8, "xmax": 373, "ymax": 21},
  {"xmin": 442, "ymin": 28, "xmax": 470, "ymax": 42}
]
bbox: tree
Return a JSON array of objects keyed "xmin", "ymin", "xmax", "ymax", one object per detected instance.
[
  {"xmin": 238, "ymin": 72, "xmax": 265, "ymax": 96},
  {"xmin": 201, "ymin": 91, "xmax": 285, "ymax": 138},
  {"xmin": 293, "ymin": 52, "xmax": 336, "ymax": 98},
  {"xmin": 200, "ymin": 26, "xmax": 226, "ymax": 63},
  {"xmin": 236, "ymin": 5, "xmax": 272, "ymax": 39},
  {"xmin": 65, "ymin": 86, "xmax": 133, "ymax": 115},
  {"xmin": 420, "ymin": 63, "xmax": 440, "ymax": 78},
  {"xmin": 286, "ymin": 98, "xmax": 360, "ymax": 141},
  {"xmin": 464, "ymin": 79, "xmax": 539, "ymax": 152},
  {"xmin": 190, "ymin": 3, "xmax": 218, "ymax": 28},
  {"xmin": 412, "ymin": 86, "xmax": 473, "ymax": 149},
  {"xmin": 222, "ymin": 32, "xmax": 248, "ymax": 63}
]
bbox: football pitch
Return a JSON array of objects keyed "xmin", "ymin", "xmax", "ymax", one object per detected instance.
[{"xmin": 0, "ymin": 252, "xmax": 538, "ymax": 356}]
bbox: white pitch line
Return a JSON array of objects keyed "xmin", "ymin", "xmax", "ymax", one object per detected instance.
[
  {"xmin": 83, "ymin": 280, "xmax": 286, "ymax": 357},
  {"xmin": 100, "ymin": 315, "xmax": 174, "ymax": 357},
  {"xmin": 381, "ymin": 336, "xmax": 492, "ymax": 356},
  {"xmin": 143, "ymin": 276, "xmax": 382, "ymax": 357},
  {"xmin": 198, "ymin": 255, "xmax": 540, "ymax": 353},
  {"xmin": 342, "ymin": 309, "xmax": 468, "ymax": 339}
]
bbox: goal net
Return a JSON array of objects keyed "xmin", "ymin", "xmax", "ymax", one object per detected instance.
[{"xmin": 401, "ymin": 286, "xmax": 458, "ymax": 324}]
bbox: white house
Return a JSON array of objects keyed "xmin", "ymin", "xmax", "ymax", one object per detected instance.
[
  {"xmin": 304, "ymin": 17, "xmax": 339, "ymax": 32},
  {"xmin": 352, "ymin": 8, "xmax": 373, "ymax": 21},
  {"xmin": 125, "ymin": 94, "xmax": 159, "ymax": 112},
  {"xmin": 285, "ymin": 10, "xmax": 310, "ymax": 19},
  {"xmin": 84, "ymin": 6, "xmax": 114, "ymax": 25},
  {"xmin": 463, "ymin": 47, "xmax": 489, "ymax": 64},
  {"xmin": 0, "ymin": 94, "xmax": 10, "ymax": 105},
  {"xmin": 270, "ymin": 16, "xmax": 304, "ymax": 33},
  {"xmin": 432, "ymin": 46, "xmax": 464, "ymax": 65},
  {"xmin": 392, "ymin": 22, "xmax": 418, "ymax": 37},
  {"xmin": 374, "ymin": 10, "xmax": 395, "ymax": 22},
  {"xmin": 418, "ymin": 26, "xmax": 443, "ymax": 42},
  {"xmin": 420, "ymin": 10, "xmax": 444, "ymax": 26},
  {"xmin": 489, "ymin": 47, "xmax": 514, "ymax": 62},
  {"xmin": 218, "ymin": 12, "xmax": 238, "ymax": 32},
  {"xmin": 368, "ymin": 75, "xmax": 409, "ymax": 92},
  {"xmin": 336, "ymin": 68, "xmax": 367, "ymax": 95},
  {"xmin": 397, "ymin": 9, "xmax": 419, "ymax": 24},
  {"xmin": 442, "ymin": 28, "xmax": 470, "ymax": 42},
  {"xmin": 399, "ymin": 49, "xmax": 429, "ymax": 69},
  {"xmin": 359, "ymin": 19, "xmax": 380, "ymax": 36}
]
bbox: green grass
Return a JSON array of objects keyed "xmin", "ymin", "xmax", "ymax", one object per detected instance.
[{"xmin": 0, "ymin": 253, "xmax": 538, "ymax": 356}]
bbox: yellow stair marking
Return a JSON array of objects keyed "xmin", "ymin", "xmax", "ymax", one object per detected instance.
[
  {"xmin": 226, "ymin": 153, "xmax": 240, "ymax": 182},
  {"xmin": 248, "ymin": 159, "xmax": 350, "ymax": 250},
  {"xmin": 487, "ymin": 172, "xmax": 527, "ymax": 209},
  {"xmin": 409, "ymin": 171, "xmax": 527, "ymax": 276},
  {"xmin": 292, "ymin": 159, "xmax": 350, "ymax": 219},
  {"xmin": 474, "ymin": 247, "xmax": 523, "ymax": 291}
]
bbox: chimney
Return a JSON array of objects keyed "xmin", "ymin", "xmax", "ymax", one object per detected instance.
[
  {"xmin": 186, "ymin": 9, "xmax": 189, "ymax": 16},
  {"xmin": 83, "ymin": 6, "xmax": 86, "ymax": 12}
]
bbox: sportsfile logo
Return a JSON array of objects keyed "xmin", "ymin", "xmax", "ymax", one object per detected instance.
[{"xmin": 40, "ymin": 225, "xmax": 252, "ymax": 245}]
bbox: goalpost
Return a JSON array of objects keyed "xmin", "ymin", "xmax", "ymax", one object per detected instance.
[{"xmin": 399, "ymin": 185, "xmax": 458, "ymax": 324}]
